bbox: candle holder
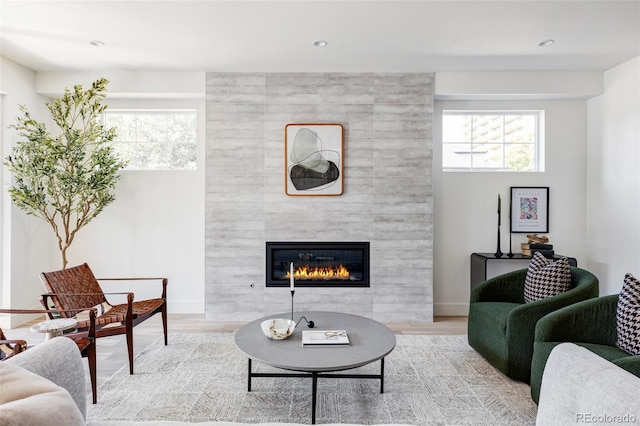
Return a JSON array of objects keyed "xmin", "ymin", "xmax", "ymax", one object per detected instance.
[
  {"xmin": 494, "ymin": 229, "xmax": 503, "ymax": 258},
  {"xmin": 494, "ymin": 194, "xmax": 503, "ymax": 258},
  {"xmin": 290, "ymin": 290, "xmax": 295, "ymax": 321}
]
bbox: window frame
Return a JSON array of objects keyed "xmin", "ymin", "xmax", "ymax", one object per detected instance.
[
  {"xmin": 441, "ymin": 109, "xmax": 544, "ymax": 172},
  {"xmin": 102, "ymin": 108, "xmax": 198, "ymax": 171}
]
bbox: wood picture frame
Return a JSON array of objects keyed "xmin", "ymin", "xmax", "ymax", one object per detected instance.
[
  {"xmin": 510, "ymin": 186, "xmax": 549, "ymax": 233},
  {"xmin": 285, "ymin": 123, "xmax": 344, "ymax": 196}
]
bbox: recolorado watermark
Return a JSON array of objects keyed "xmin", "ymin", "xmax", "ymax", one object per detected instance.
[{"xmin": 577, "ymin": 413, "xmax": 637, "ymax": 424}]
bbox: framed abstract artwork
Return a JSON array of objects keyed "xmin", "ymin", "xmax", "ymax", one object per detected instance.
[
  {"xmin": 510, "ymin": 186, "xmax": 549, "ymax": 233},
  {"xmin": 285, "ymin": 123, "xmax": 344, "ymax": 196}
]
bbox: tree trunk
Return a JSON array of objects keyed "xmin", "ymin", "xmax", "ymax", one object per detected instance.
[{"xmin": 61, "ymin": 246, "xmax": 68, "ymax": 269}]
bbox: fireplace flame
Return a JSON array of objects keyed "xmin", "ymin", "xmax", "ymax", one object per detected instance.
[{"xmin": 286, "ymin": 265, "xmax": 350, "ymax": 280}]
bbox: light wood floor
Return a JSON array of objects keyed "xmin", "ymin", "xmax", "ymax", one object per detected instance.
[{"xmin": 4, "ymin": 314, "xmax": 468, "ymax": 402}]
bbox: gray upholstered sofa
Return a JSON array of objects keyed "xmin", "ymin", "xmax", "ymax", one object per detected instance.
[
  {"xmin": 536, "ymin": 342, "xmax": 640, "ymax": 425},
  {"xmin": 1, "ymin": 337, "xmax": 86, "ymax": 425}
]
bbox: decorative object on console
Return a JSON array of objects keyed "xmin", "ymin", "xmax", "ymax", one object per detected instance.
[
  {"xmin": 527, "ymin": 234, "xmax": 549, "ymax": 244},
  {"xmin": 510, "ymin": 187, "xmax": 549, "ymax": 233},
  {"xmin": 494, "ymin": 194, "xmax": 503, "ymax": 258},
  {"xmin": 529, "ymin": 243, "xmax": 554, "ymax": 258},
  {"xmin": 285, "ymin": 123, "xmax": 343, "ymax": 196},
  {"xmin": 521, "ymin": 233, "xmax": 552, "ymax": 257},
  {"xmin": 507, "ymin": 219, "xmax": 514, "ymax": 258},
  {"xmin": 615, "ymin": 273, "xmax": 640, "ymax": 355},
  {"xmin": 524, "ymin": 252, "xmax": 571, "ymax": 303}
]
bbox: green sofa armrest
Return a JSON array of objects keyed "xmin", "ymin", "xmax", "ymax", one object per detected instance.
[
  {"xmin": 534, "ymin": 294, "xmax": 618, "ymax": 346},
  {"xmin": 470, "ymin": 269, "xmax": 527, "ymax": 304},
  {"xmin": 613, "ymin": 355, "xmax": 640, "ymax": 376}
]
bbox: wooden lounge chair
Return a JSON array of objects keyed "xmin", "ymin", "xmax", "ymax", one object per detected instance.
[
  {"xmin": 0, "ymin": 308, "xmax": 98, "ymax": 403},
  {"xmin": 39, "ymin": 262, "xmax": 168, "ymax": 375}
]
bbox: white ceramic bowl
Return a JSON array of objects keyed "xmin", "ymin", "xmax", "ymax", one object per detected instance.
[{"xmin": 261, "ymin": 318, "xmax": 296, "ymax": 340}]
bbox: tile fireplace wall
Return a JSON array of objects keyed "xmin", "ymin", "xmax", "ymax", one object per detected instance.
[{"xmin": 205, "ymin": 73, "xmax": 434, "ymax": 322}]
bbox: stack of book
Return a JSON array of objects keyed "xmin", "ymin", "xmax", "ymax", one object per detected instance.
[
  {"xmin": 302, "ymin": 330, "xmax": 350, "ymax": 346},
  {"xmin": 522, "ymin": 243, "xmax": 554, "ymax": 258}
]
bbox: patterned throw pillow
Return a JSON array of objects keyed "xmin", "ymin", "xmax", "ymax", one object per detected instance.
[
  {"xmin": 524, "ymin": 252, "xmax": 571, "ymax": 303},
  {"xmin": 616, "ymin": 273, "xmax": 640, "ymax": 355}
]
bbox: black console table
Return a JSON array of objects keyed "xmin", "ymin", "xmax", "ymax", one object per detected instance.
[{"xmin": 470, "ymin": 252, "xmax": 578, "ymax": 290}]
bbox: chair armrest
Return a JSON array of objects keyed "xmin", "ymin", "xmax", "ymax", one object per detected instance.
[
  {"xmin": 0, "ymin": 339, "xmax": 27, "ymax": 356},
  {"xmin": 470, "ymin": 269, "xmax": 527, "ymax": 304},
  {"xmin": 614, "ymin": 356, "xmax": 640, "ymax": 377},
  {"xmin": 97, "ymin": 277, "xmax": 168, "ymax": 299},
  {"xmin": 513, "ymin": 271, "xmax": 599, "ymax": 320},
  {"xmin": 97, "ymin": 277, "xmax": 167, "ymax": 281},
  {"xmin": 503, "ymin": 275, "xmax": 598, "ymax": 370},
  {"xmin": 41, "ymin": 292, "xmax": 134, "ymax": 308},
  {"xmin": 0, "ymin": 307, "xmax": 98, "ymax": 315},
  {"xmin": 534, "ymin": 294, "xmax": 618, "ymax": 345}
]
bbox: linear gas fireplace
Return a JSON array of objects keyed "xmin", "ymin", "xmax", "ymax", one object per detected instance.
[{"xmin": 266, "ymin": 242, "xmax": 370, "ymax": 287}]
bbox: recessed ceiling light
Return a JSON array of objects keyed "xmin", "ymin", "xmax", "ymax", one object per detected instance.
[
  {"xmin": 538, "ymin": 39, "xmax": 555, "ymax": 47},
  {"xmin": 313, "ymin": 40, "xmax": 328, "ymax": 47},
  {"xmin": 90, "ymin": 40, "xmax": 106, "ymax": 47}
]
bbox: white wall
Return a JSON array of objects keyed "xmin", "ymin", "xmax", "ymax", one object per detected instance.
[
  {"xmin": 586, "ymin": 57, "xmax": 640, "ymax": 295},
  {"xmin": 436, "ymin": 71, "xmax": 603, "ymax": 100},
  {"xmin": 433, "ymin": 99, "xmax": 589, "ymax": 315},
  {"xmin": 0, "ymin": 58, "xmax": 56, "ymax": 327},
  {"xmin": 7, "ymin": 65, "xmax": 633, "ymax": 321},
  {"xmin": 70, "ymin": 97, "xmax": 206, "ymax": 313},
  {"xmin": 3, "ymin": 69, "xmax": 206, "ymax": 316}
]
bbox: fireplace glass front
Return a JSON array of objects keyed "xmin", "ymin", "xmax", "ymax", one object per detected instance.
[{"xmin": 266, "ymin": 242, "xmax": 370, "ymax": 287}]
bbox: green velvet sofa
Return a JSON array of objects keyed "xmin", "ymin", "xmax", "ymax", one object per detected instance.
[
  {"xmin": 530, "ymin": 294, "xmax": 640, "ymax": 403},
  {"xmin": 468, "ymin": 267, "xmax": 599, "ymax": 383}
]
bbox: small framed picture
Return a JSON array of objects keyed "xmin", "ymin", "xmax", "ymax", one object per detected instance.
[
  {"xmin": 285, "ymin": 123, "xmax": 344, "ymax": 196},
  {"xmin": 510, "ymin": 187, "xmax": 549, "ymax": 233}
]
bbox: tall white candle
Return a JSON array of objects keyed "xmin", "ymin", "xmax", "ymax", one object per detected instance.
[{"xmin": 290, "ymin": 262, "xmax": 295, "ymax": 291}]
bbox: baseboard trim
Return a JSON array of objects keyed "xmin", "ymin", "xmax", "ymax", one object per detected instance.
[
  {"xmin": 167, "ymin": 302, "xmax": 204, "ymax": 314},
  {"xmin": 434, "ymin": 303, "xmax": 469, "ymax": 316}
]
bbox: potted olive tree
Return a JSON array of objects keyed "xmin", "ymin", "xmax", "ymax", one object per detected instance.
[{"xmin": 4, "ymin": 78, "xmax": 127, "ymax": 269}]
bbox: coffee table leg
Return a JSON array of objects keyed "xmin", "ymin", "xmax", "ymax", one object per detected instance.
[
  {"xmin": 311, "ymin": 371, "xmax": 318, "ymax": 424},
  {"xmin": 247, "ymin": 359, "xmax": 252, "ymax": 392},
  {"xmin": 380, "ymin": 358, "xmax": 385, "ymax": 393}
]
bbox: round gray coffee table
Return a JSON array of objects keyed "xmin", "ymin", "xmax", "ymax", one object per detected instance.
[{"xmin": 235, "ymin": 311, "xmax": 396, "ymax": 424}]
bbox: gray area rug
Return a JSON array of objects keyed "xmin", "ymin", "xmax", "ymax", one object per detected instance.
[{"xmin": 87, "ymin": 334, "xmax": 537, "ymax": 425}]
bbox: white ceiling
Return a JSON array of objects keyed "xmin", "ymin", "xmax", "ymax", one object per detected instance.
[{"xmin": 1, "ymin": 0, "xmax": 639, "ymax": 73}]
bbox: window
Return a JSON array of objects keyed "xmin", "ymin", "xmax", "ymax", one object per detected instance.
[
  {"xmin": 442, "ymin": 110, "xmax": 543, "ymax": 172},
  {"xmin": 103, "ymin": 110, "xmax": 197, "ymax": 170}
]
